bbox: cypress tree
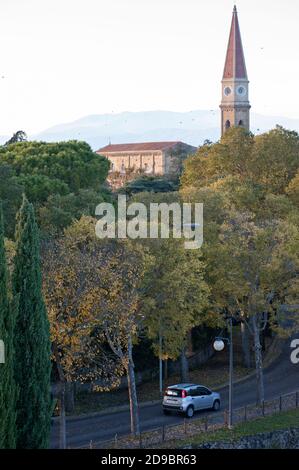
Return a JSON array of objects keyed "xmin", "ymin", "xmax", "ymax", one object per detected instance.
[
  {"xmin": 0, "ymin": 203, "xmax": 17, "ymax": 448},
  {"xmin": 13, "ymin": 196, "xmax": 51, "ymax": 449}
]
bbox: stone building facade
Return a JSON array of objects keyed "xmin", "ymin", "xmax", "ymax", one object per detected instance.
[{"xmin": 96, "ymin": 141, "xmax": 196, "ymax": 177}]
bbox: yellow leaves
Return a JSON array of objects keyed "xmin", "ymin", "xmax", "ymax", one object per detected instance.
[
  {"xmin": 4, "ymin": 238, "xmax": 15, "ymax": 275},
  {"xmin": 179, "ymin": 126, "xmax": 299, "ymax": 334},
  {"xmin": 207, "ymin": 209, "xmax": 299, "ymax": 325},
  {"xmin": 63, "ymin": 215, "xmax": 97, "ymax": 249},
  {"xmin": 286, "ymin": 171, "xmax": 299, "ymax": 207},
  {"xmin": 41, "ymin": 218, "xmax": 152, "ymax": 384},
  {"xmin": 141, "ymin": 236, "xmax": 212, "ymax": 360}
]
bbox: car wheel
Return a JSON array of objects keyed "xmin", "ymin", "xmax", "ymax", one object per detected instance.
[
  {"xmin": 213, "ymin": 400, "xmax": 220, "ymax": 411},
  {"xmin": 186, "ymin": 405, "xmax": 194, "ymax": 418},
  {"xmin": 163, "ymin": 409, "xmax": 171, "ymax": 415}
]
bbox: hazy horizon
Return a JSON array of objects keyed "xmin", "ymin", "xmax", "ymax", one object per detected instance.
[{"xmin": 3, "ymin": 108, "xmax": 293, "ymax": 151}]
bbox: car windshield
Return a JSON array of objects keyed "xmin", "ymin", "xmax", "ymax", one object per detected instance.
[{"xmin": 165, "ymin": 388, "xmax": 185, "ymax": 398}]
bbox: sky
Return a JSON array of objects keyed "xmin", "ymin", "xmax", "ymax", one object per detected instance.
[{"xmin": 0, "ymin": 0, "xmax": 298, "ymax": 135}]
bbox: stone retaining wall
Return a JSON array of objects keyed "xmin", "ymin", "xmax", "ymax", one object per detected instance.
[{"xmin": 187, "ymin": 427, "xmax": 299, "ymax": 449}]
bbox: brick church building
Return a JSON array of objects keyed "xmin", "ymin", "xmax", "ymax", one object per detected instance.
[{"xmin": 96, "ymin": 141, "xmax": 196, "ymax": 177}]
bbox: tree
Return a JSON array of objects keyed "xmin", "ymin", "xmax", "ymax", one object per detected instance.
[
  {"xmin": 38, "ymin": 188, "xmax": 111, "ymax": 236},
  {"xmin": 251, "ymin": 126, "xmax": 299, "ymax": 194},
  {"xmin": 5, "ymin": 130, "xmax": 27, "ymax": 145},
  {"xmin": 181, "ymin": 127, "xmax": 254, "ymax": 190},
  {"xmin": 93, "ymin": 239, "xmax": 151, "ymax": 435},
  {"xmin": 0, "ymin": 140, "xmax": 109, "ymax": 193},
  {"xmin": 181, "ymin": 126, "xmax": 299, "ymax": 197},
  {"xmin": 208, "ymin": 211, "xmax": 298, "ymax": 404},
  {"xmin": 286, "ymin": 170, "xmax": 299, "ymax": 206},
  {"xmin": 122, "ymin": 176, "xmax": 179, "ymax": 196},
  {"xmin": 15, "ymin": 174, "xmax": 69, "ymax": 204},
  {"xmin": 0, "ymin": 140, "xmax": 110, "ymax": 237},
  {"xmin": 42, "ymin": 226, "xmax": 125, "ymax": 448},
  {"xmin": 42, "ymin": 216, "xmax": 152, "ymax": 440},
  {"xmin": 0, "ymin": 204, "xmax": 17, "ymax": 448},
  {"xmin": 0, "ymin": 164, "xmax": 23, "ymax": 238},
  {"xmin": 128, "ymin": 190, "xmax": 217, "ymax": 383},
  {"xmin": 142, "ymin": 237, "xmax": 213, "ymax": 383},
  {"xmin": 180, "ymin": 125, "xmax": 299, "ymax": 375},
  {"xmin": 13, "ymin": 196, "xmax": 51, "ymax": 448}
]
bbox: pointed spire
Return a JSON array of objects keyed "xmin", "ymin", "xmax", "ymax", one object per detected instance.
[{"xmin": 223, "ymin": 6, "xmax": 248, "ymax": 79}]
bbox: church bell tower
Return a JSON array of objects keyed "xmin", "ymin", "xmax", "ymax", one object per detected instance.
[{"xmin": 220, "ymin": 6, "xmax": 251, "ymax": 136}]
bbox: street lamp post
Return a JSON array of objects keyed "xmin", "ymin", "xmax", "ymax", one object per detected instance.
[
  {"xmin": 213, "ymin": 317, "xmax": 234, "ymax": 429},
  {"xmin": 159, "ymin": 329, "xmax": 163, "ymax": 397},
  {"xmin": 228, "ymin": 316, "xmax": 233, "ymax": 429},
  {"xmin": 0, "ymin": 340, "xmax": 4, "ymax": 365}
]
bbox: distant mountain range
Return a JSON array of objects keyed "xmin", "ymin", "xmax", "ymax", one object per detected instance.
[{"xmin": 1, "ymin": 110, "xmax": 299, "ymax": 149}]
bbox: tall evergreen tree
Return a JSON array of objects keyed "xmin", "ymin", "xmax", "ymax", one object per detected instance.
[
  {"xmin": 13, "ymin": 196, "xmax": 51, "ymax": 448},
  {"xmin": 0, "ymin": 203, "xmax": 17, "ymax": 448}
]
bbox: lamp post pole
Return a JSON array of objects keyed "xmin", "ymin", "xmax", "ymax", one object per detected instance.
[
  {"xmin": 159, "ymin": 329, "xmax": 163, "ymax": 397},
  {"xmin": 213, "ymin": 315, "xmax": 234, "ymax": 429},
  {"xmin": 228, "ymin": 316, "xmax": 233, "ymax": 429},
  {"xmin": 0, "ymin": 340, "xmax": 4, "ymax": 364}
]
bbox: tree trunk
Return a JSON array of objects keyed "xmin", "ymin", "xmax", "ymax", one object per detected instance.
[
  {"xmin": 261, "ymin": 329, "xmax": 266, "ymax": 352},
  {"xmin": 164, "ymin": 359, "xmax": 168, "ymax": 380},
  {"xmin": 180, "ymin": 347, "xmax": 189, "ymax": 383},
  {"xmin": 53, "ymin": 344, "xmax": 67, "ymax": 449},
  {"xmin": 127, "ymin": 335, "xmax": 140, "ymax": 435},
  {"xmin": 241, "ymin": 321, "xmax": 251, "ymax": 368},
  {"xmin": 252, "ymin": 315, "xmax": 264, "ymax": 405},
  {"xmin": 65, "ymin": 381, "xmax": 75, "ymax": 413},
  {"xmin": 59, "ymin": 382, "xmax": 66, "ymax": 449}
]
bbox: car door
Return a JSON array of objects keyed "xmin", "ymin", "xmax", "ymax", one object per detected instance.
[
  {"xmin": 188, "ymin": 387, "xmax": 203, "ymax": 410},
  {"xmin": 188, "ymin": 387, "xmax": 199, "ymax": 410},
  {"xmin": 197, "ymin": 386, "xmax": 214, "ymax": 410}
]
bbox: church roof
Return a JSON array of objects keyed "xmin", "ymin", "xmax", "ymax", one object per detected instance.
[
  {"xmin": 223, "ymin": 5, "xmax": 248, "ymax": 80},
  {"xmin": 97, "ymin": 141, "xmax": 183, "ymax": 153}
]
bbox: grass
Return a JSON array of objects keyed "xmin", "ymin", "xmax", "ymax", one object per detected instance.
[
  {"xmin": 160, "ymin": 408, "xmax": 299, "ymax": 448},
  {"xmin": 73, "ymin": 354, "xmax": 252, "ymax": 416}
]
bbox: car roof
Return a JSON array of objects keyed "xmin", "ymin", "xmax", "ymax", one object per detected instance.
[
  {"xmin": 167, "ymin": 384, "xmax": 211, "ymax": 390},
  {"xmin": 167, "ymin": 383, "xmax": 197, "ymax": 389}
]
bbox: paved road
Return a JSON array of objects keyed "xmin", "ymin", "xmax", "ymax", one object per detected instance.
[{"xmin": 51, "ymin": 336, "xmax": 299, "ymax": 448}]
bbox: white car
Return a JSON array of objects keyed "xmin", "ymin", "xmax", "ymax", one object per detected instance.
[{"xmin": 162, "ymin": 383, "xmax": 221, "ymax": 418}]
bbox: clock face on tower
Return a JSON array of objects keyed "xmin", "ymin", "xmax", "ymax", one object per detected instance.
[
  {"xmin": 224, "ymin": 86, "xmax": 232, "ymax": 96},
  {"xmin": 237, "ymin": 86, "xmax": 246, "ymax": 96}
]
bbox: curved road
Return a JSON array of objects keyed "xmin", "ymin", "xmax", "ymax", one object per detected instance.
[{"xmin": 51, "ymin": 336, "xmax": 299, "ymax": 448}]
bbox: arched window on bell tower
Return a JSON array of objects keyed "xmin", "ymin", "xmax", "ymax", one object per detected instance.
[
  {"xmin": 225, "ymin": 120, "xmax": 231, "ymax": 129},
  {"xmin": 239, "ymin": 120, "xmax": 244, "ymax": 126}
]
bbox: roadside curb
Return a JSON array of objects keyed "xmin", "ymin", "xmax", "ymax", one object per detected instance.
[
  {"xmin": 52, "ymin": 399, "xmax": 162, "ymax": 423},
  {"xmin": 214, "ymin": 370, "xmax": 256, "ymax": 392}
]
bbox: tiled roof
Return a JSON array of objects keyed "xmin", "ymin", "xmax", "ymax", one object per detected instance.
[
  {"xmin": 97, "ymin": 141, "xmax": 182, "ymax": 153},
  {"xmin": 223, "ymin": 6, "xmax": 248, "ymax": 80}
]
